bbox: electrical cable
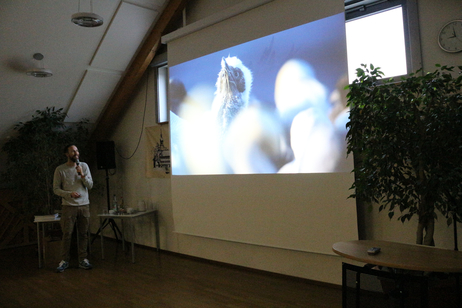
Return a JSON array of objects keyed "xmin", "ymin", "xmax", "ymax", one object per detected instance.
[{"xmin": 115, "ymin": 70, "xmax": 149, "ymax": 160}]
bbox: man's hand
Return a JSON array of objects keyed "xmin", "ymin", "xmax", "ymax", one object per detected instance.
[
  {"xmin": 71, "ymin": 192, "xmax": 81, "ymax": 198},
  {"xmin": 76, "ymin": 164, "xmax": 83, "ymax": 176}
]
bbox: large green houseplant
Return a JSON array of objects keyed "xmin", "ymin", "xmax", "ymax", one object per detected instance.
[
  {"xmin": 2, "ymin": 107, "xmax": 90, "ymax": 216},
  {"xmin": 346, "ymin": 64, "xmax": 462, "ymax": 246}
]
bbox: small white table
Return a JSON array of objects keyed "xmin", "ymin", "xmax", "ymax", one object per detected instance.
[
  {"xmin": 34, "ymin": 214, "xmax": 92, "ymax": 268},
  {"xmin": 97, "ymin": 209, "xmax": 159, "ymax": 263},
  {"xmin": 34, "ymin": 215, "xmax": 60, "ymax": 268}
]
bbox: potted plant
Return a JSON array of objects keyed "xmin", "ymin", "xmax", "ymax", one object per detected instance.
[
  {"xmin": 1, "ymin": 107, "xmax": 90, "ymax": 216},
  {"xmin": 345, "ymin": 64, "xmax": 462, "ymax": 247}
]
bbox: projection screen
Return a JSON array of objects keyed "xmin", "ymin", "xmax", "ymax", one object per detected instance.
[{"xmin": 166, "ymin": 0, "xmax": 358, "ymax": 255}]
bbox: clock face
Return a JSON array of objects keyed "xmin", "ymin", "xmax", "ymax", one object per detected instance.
[{"xmin": 438, "ymin": 20, "xmax": 462, "ymax": 53}]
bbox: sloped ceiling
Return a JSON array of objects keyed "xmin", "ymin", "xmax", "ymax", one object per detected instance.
[
  {"xmin": 67, "ymin": 1, "xmax": 161, "ymax": 123},
  {"xmin": 0, "ymin": 0, "xmax": 167, "ymax": 145}
]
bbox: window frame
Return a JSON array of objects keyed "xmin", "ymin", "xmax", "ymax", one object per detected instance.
[{"xmin": 344, "ymin": 0, "xmax": 422, "ymax": 80}]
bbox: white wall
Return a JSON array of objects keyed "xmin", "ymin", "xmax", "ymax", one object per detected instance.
[
  {"xmin": 418, "ymin": 0, "xmax": 461, "ymax": 72},
  {"xmin": 90, "ymin": 0, "xmax": 462, "ymax": 285}
]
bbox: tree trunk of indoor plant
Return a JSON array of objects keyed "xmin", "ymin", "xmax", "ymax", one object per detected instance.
[{"xmin": 416, "ymin": 218, "xmax": 435, "ymax": 246}]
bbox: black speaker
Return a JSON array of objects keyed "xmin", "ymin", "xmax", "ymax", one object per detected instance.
[{"xmin": 96, "ymin": 141, "xmax": 116, "ymax": 170}]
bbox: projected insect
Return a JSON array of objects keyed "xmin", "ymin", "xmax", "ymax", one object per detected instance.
[
  {"xmin": 211, "ymin": 56, "xmax": 253, "ymax": 135},
  {"xmin": 168, "ymin": 13, "xmax": 352, "ymax": 175}
]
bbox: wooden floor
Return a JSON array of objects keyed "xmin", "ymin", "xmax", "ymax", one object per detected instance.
[{"xmin": 0, "ymin": 239, "xmax": 343, "ymax": 308}]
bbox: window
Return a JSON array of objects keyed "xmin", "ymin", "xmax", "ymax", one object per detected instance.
[
  {"xmin": 345, "ymin": 0, "xmax": 421, "ymax": 82},
  {"xmin": 156, "ymin": 63, "xmax": 169, "ymax": 124}
]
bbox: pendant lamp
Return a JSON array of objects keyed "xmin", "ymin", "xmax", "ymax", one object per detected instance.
[
  {"xmin": 26, "ymin": 53, "xmax": 53, "ymax": 78},
  {"xmin": 71, "ymin": 0, "xmax": 103, "ymax": 27}
]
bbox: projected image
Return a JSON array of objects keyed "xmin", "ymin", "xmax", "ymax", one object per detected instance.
[{"xmin": 169, "ymin": 13, "xmax": 351, "ymax": 175}]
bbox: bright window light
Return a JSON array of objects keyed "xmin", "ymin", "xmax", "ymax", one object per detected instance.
[
  {"xmin": 157, "ymin": 64, "xmax": 169, "ymax": 123},
  {"xmin": 346, "ymin": 6, "xmax": 407, "ymax": 82}
]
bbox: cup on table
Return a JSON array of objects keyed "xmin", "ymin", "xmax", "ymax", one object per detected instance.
[{"xmin": 137, "ymin": 200, "xmax": 146, "ymax": 212}]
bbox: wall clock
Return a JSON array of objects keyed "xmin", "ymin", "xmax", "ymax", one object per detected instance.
[{"xmin": 438, "ymin": 20, "xmax": 462, "ymax": 53}]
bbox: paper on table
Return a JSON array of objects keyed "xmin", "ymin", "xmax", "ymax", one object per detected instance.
[{"xmin": 34, "ymin": 213, "xmax": 60, "ymax": 222}]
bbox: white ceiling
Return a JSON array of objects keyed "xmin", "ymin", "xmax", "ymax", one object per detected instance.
[{"xmin": 0, "ymin": 0, "xmax": 167, "ymax": 143}]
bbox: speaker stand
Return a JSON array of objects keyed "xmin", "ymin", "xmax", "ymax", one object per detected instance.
[{"xmin": 92, "ymin": 168, "xmax": 123, "ymax": 243}]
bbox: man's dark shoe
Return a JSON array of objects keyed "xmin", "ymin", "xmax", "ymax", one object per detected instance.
[
  {"xmin": 79, "ymin": 258, "xmax": 93, "ymax": 270},
  {"xmin": 56, "ymin": 260, "xmax": 69, "ymax": 273}
]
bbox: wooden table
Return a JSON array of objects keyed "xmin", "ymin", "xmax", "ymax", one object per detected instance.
[
  {"xmin": 333, "ymin": 240, "xmax": 462, "ymax": 308},
  {"xmin": 333, "ymin": 240, "xmax": 462, "ymax": 273},
  {"xmin": 98, "ymin": 209, "xmax": 159, "ymax": 263}
]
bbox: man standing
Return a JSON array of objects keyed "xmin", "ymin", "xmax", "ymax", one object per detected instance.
[{"xmin": 53, "ymin": 144, "xmax": 93, "ymax": 272}]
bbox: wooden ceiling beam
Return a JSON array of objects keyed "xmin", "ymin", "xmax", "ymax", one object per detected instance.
[{"xmin": 91, "ymin": 0, "xmax": 187, "ymax": 141}]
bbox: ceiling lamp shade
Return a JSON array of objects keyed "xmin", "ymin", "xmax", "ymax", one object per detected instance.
[
  {"xmin": 26, "ymin": 68, "xmax": 53, "ymax": 78},
  {"xmin": 71, "ymin": 12, "xmax": 103, "ymax": 27},
  {"xmin": 71, "ymin": 0, "xmax": 103, "ymax": 27},
  {"xmin": 26, "ymin": 53, "xmax": 53, "ymax": 78}
]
